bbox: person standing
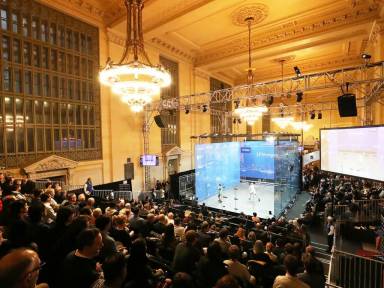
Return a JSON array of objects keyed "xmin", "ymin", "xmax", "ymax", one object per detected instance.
[
  {"xmin": 217, "ymin": 184, "xmax": 223, "ymax": 203},
  {"xmin": 326, "ymin": 216, "xmax": 335, "ymax": 253},
  {"xmin": 84, "ymin": 177, "xmax": 94, "ymax": 196},
  {"xmin": 249, "ymin": 182, "xmax": 256, "ymax": 200}
]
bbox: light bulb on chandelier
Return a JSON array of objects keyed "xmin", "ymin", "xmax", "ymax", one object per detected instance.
[
  {"xmin": 291, "ymin": 121, "xmax": 312, "ymax": 131},
  {"xmin": 272, "ymin": 116, "xmax": 294, "ymax": 129},
  {"xmin": 99, "ymin": 0, "xmax": 171, "ymax": 112}
]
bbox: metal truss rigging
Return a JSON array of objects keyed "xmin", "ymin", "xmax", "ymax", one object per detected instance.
[
  {"xmin": 153, "ymin": 61, "xmax": 384, "ymax": 111},
  {"xmin": 143, "ymin": 61, "xmax": 384, "ymax": 189}
]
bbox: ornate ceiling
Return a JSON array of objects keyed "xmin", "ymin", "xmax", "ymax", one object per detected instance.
[{"xmin": 41, "ymin": 0, "xmax": 383, "ymax": 85}]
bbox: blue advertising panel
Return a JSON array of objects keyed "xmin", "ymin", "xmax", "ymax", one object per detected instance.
[
  {"xmin": 240, "ymin": 141, "xmax": 275, "ymax": 180},
  {"xmin": 195, "ymin": 142, "xmax": 240, "ymax": 202}
]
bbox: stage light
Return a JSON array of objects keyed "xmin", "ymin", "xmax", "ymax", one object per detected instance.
[
  {"xmin": 185, "ymin": 106, "xmax": 190, "ymax": 114},
  {"xmin": 202, "ymin": 105, "xmax": 208, "ymax": 112},
  {"xmin": 294, "ymin": 66, "xmax": 301, "ymax": 77},
  {"xmin": 318, "ymin": 111, "xmax": 322, "ymax": 119},
  {"xmin": 296, "ymin": 91, "xmax": 303, "ymax": 102},
  {"xmin": 234, "ymin": 99, "xmax": 240, "ymax": 109},
  {"xmin": 237, "ymin": 118, "xmax": 242, "ymax": 124},
  {"xmin": 361, "ymin": 53, "xmax": 371, "ymax": 60},
  {"xmin": 233, "ymin": 118, "xmax": 237, "ymax": 124},
  {"xmin": 310, "ymin": 110, "xmax": 316, "ymax": 119}
]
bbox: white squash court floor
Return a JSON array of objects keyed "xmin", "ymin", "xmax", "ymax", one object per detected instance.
[{"xmin": 199, "ymin": 181, "xmax": 276, "ymax": 218}]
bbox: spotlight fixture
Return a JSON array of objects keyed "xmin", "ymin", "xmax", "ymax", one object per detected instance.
[
  {"xmin": 294, "ymin": 66, "xmax": 301, "ymax": 77},
  {"xmin": 296, "ymin": 91, "xmax": 303, "ymax": 102},
  {"xmin": 361, "ymin": 53, "xmax": 371, "ymax": 60},
  {"xmin": 202, "ymin": 105, "xmax": 208, "ymax": 112},
  {"xmin": 318, "ymin": 111, "xmax": 322, "ymax": 119},
  {"xmin": 185, "ymin": 106, "xmax": 190, "ymax": 114},
  {"xmin": 310, "ymin": 110, "xmax": 316, "ymax": 120},
  {"xmin": 237, "ymin": 118, "xmax": 242, "ymax": 124},
  {"xmin": 234, "ymin": 99, "xmax": 240, "ymax": 109},
  {"xmin": 233, "ymin": 118, "xmax": 237, "ymax": 124}
]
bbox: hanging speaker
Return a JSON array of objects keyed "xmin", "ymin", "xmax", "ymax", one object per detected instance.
[
  {"xmin": 338, "ymin": 93, "xmax": 357, "ymax": 117},
  {"xmin": 124, "ymin": 163, "xmax": 134, "ymax": 180},
  {"xmin": 154, "ymin": 115, "xmax": 166, "ymax": 128}
]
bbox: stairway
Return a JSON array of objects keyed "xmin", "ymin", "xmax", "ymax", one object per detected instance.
[{"xmin": 312, "ymin": 241, "xmax": 331, "ymax": 276}]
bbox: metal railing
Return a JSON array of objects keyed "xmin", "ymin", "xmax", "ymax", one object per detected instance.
[
  {"xmin": 333, "ymin": 199, "xmax": 384, "ymax": 223},
  {"xmin": 92, "ymin": 189, "xmax": 114, "ymax": 200},
  {"xmin": 63, "ymin": 185, "xmax": 84, "ymax": 193},
  {"xmin": 325, "ymin": 284, "xmax": 343, "ymax": 288},
  {"xmin": 329, "ymin": 249, "xmax": 384, "ymax": 288},
  {"xmin": 118, "ymin": 184, "xmax": 131, "ymax": 191},
  {"xmin": 92, "ymin": 190, "xmax": 133, "ymax": 202}
]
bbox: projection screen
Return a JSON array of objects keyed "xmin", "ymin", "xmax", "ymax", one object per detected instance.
[{"xmin": 320, "ymin": 126, "xmax": 384, "ymax": 181}]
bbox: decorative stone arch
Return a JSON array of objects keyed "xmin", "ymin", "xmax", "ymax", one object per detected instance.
[
  {"xmin": 23, "ymin": 155, "xmax": 79, "ymax": 184},
  {"xmin": 163, "ymin": 146, "xmax": 185, "ymax": 178}
]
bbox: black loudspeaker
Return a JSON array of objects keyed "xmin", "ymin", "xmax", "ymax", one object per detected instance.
[
  {"xmin": 124, "ymin": 163, "xmax": 134, "ymax": 180},
  {"xmin": 154, "ymin": 115, "xmax": 166, "ymax": 128},
  {"xmin": 338, "ymin": 93, "xmax": 357, "ymax": 117}
]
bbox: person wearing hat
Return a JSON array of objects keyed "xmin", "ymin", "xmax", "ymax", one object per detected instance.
[{"xmin": 326, "ymin": 216, "xmax": 335, "ymax": 253}]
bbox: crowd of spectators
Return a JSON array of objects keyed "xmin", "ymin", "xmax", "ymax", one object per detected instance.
[
  {"xmin": 0, "ymin": 173, "xmax": 326, "ymax": 288},
  {"xmin": 301, "ymin": 166, "xmax": 384, "ymax": 224}
]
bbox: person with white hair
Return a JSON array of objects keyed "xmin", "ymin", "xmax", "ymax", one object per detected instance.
[
  {"xmin": 167, "ymin": 212, "xmax": 175, "ymax": 225},
  {"xmin": 326, "ymin": 216, "xmax": 335, "ymax": 253}
]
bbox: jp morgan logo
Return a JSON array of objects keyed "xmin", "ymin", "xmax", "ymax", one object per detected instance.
[
  {"xmin": 256, "ymin": 152, "xmax": 274, "ymax": 158},
  {"xmin": 241, "ymin": 147, "xmax": 251, "ymax": 153}
]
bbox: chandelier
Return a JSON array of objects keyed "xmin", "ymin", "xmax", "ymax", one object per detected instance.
[
  {"xmin": 235, "ymin": 107, "xmax": 263, "ymax": 125},
  {"xmin": 234, "ymin": 17, "xmax": 268, "ymax": 125},
  {"xmin": 99, "ymin": 0, "xmax": 171, "ymax": 112},
  {"xmin": 272, "ymin": 116, "xmax": 294, "ymax": 129},
  {"xmin": 291, "ymin": 121, "xmax": 312, "ymax": 131}
]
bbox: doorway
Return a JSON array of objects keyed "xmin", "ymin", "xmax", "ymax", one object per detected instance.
[{"xmin": 167, "ymin": 158, "xmax": 178, "ymax": 176}]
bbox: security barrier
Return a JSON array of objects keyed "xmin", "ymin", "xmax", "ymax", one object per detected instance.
[
  {"xmin": 333, "ymin": 199, "xmax": 384, "ymax": 223},
  {"xmin": 329, "ymin": 249, "xmax": 384, "ymax": 288}
]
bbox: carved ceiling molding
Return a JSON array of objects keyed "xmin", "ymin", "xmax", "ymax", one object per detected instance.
[
  {"xmin": 106, "ymin": 31, "xmax": 196, "ymax": 62},
  {"xmin": 150, "ymin": 37, "xmax": 196, "ymax": 62},
  {"xmin": 298, "ymin": 55, "xmax": 361, "ymax": 71},
  {"xmin": 360, "ymin": 39, "xmax": 369, "ymax": 53},
  {"xmin": 231, "ymin": 4, "xmax": 269, "ymax": 27},
  {"xmin": 143, "ymin": 0, "xmax": 214, "ymax": 33},
  {"xmin": 196, "ymin": 5, "xmax": 379, "ymax": 66},
  {"xmin": 107, "ymin": 31, "xmax": 126, "ymax": 46},
  {"xmin": 370, "ymin": 19, "xmax": 384, "ymax": 43},
  {"xmin": 271, "ymin": 55, "xmax": 296, "ymax": 63},
  {"xmin": 348, "ymin": 0, "xmax": 384, "ymax": 7},
  {"xmin": 41, "ymin": 0, "xmax": 113, "ymax": 24}
]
